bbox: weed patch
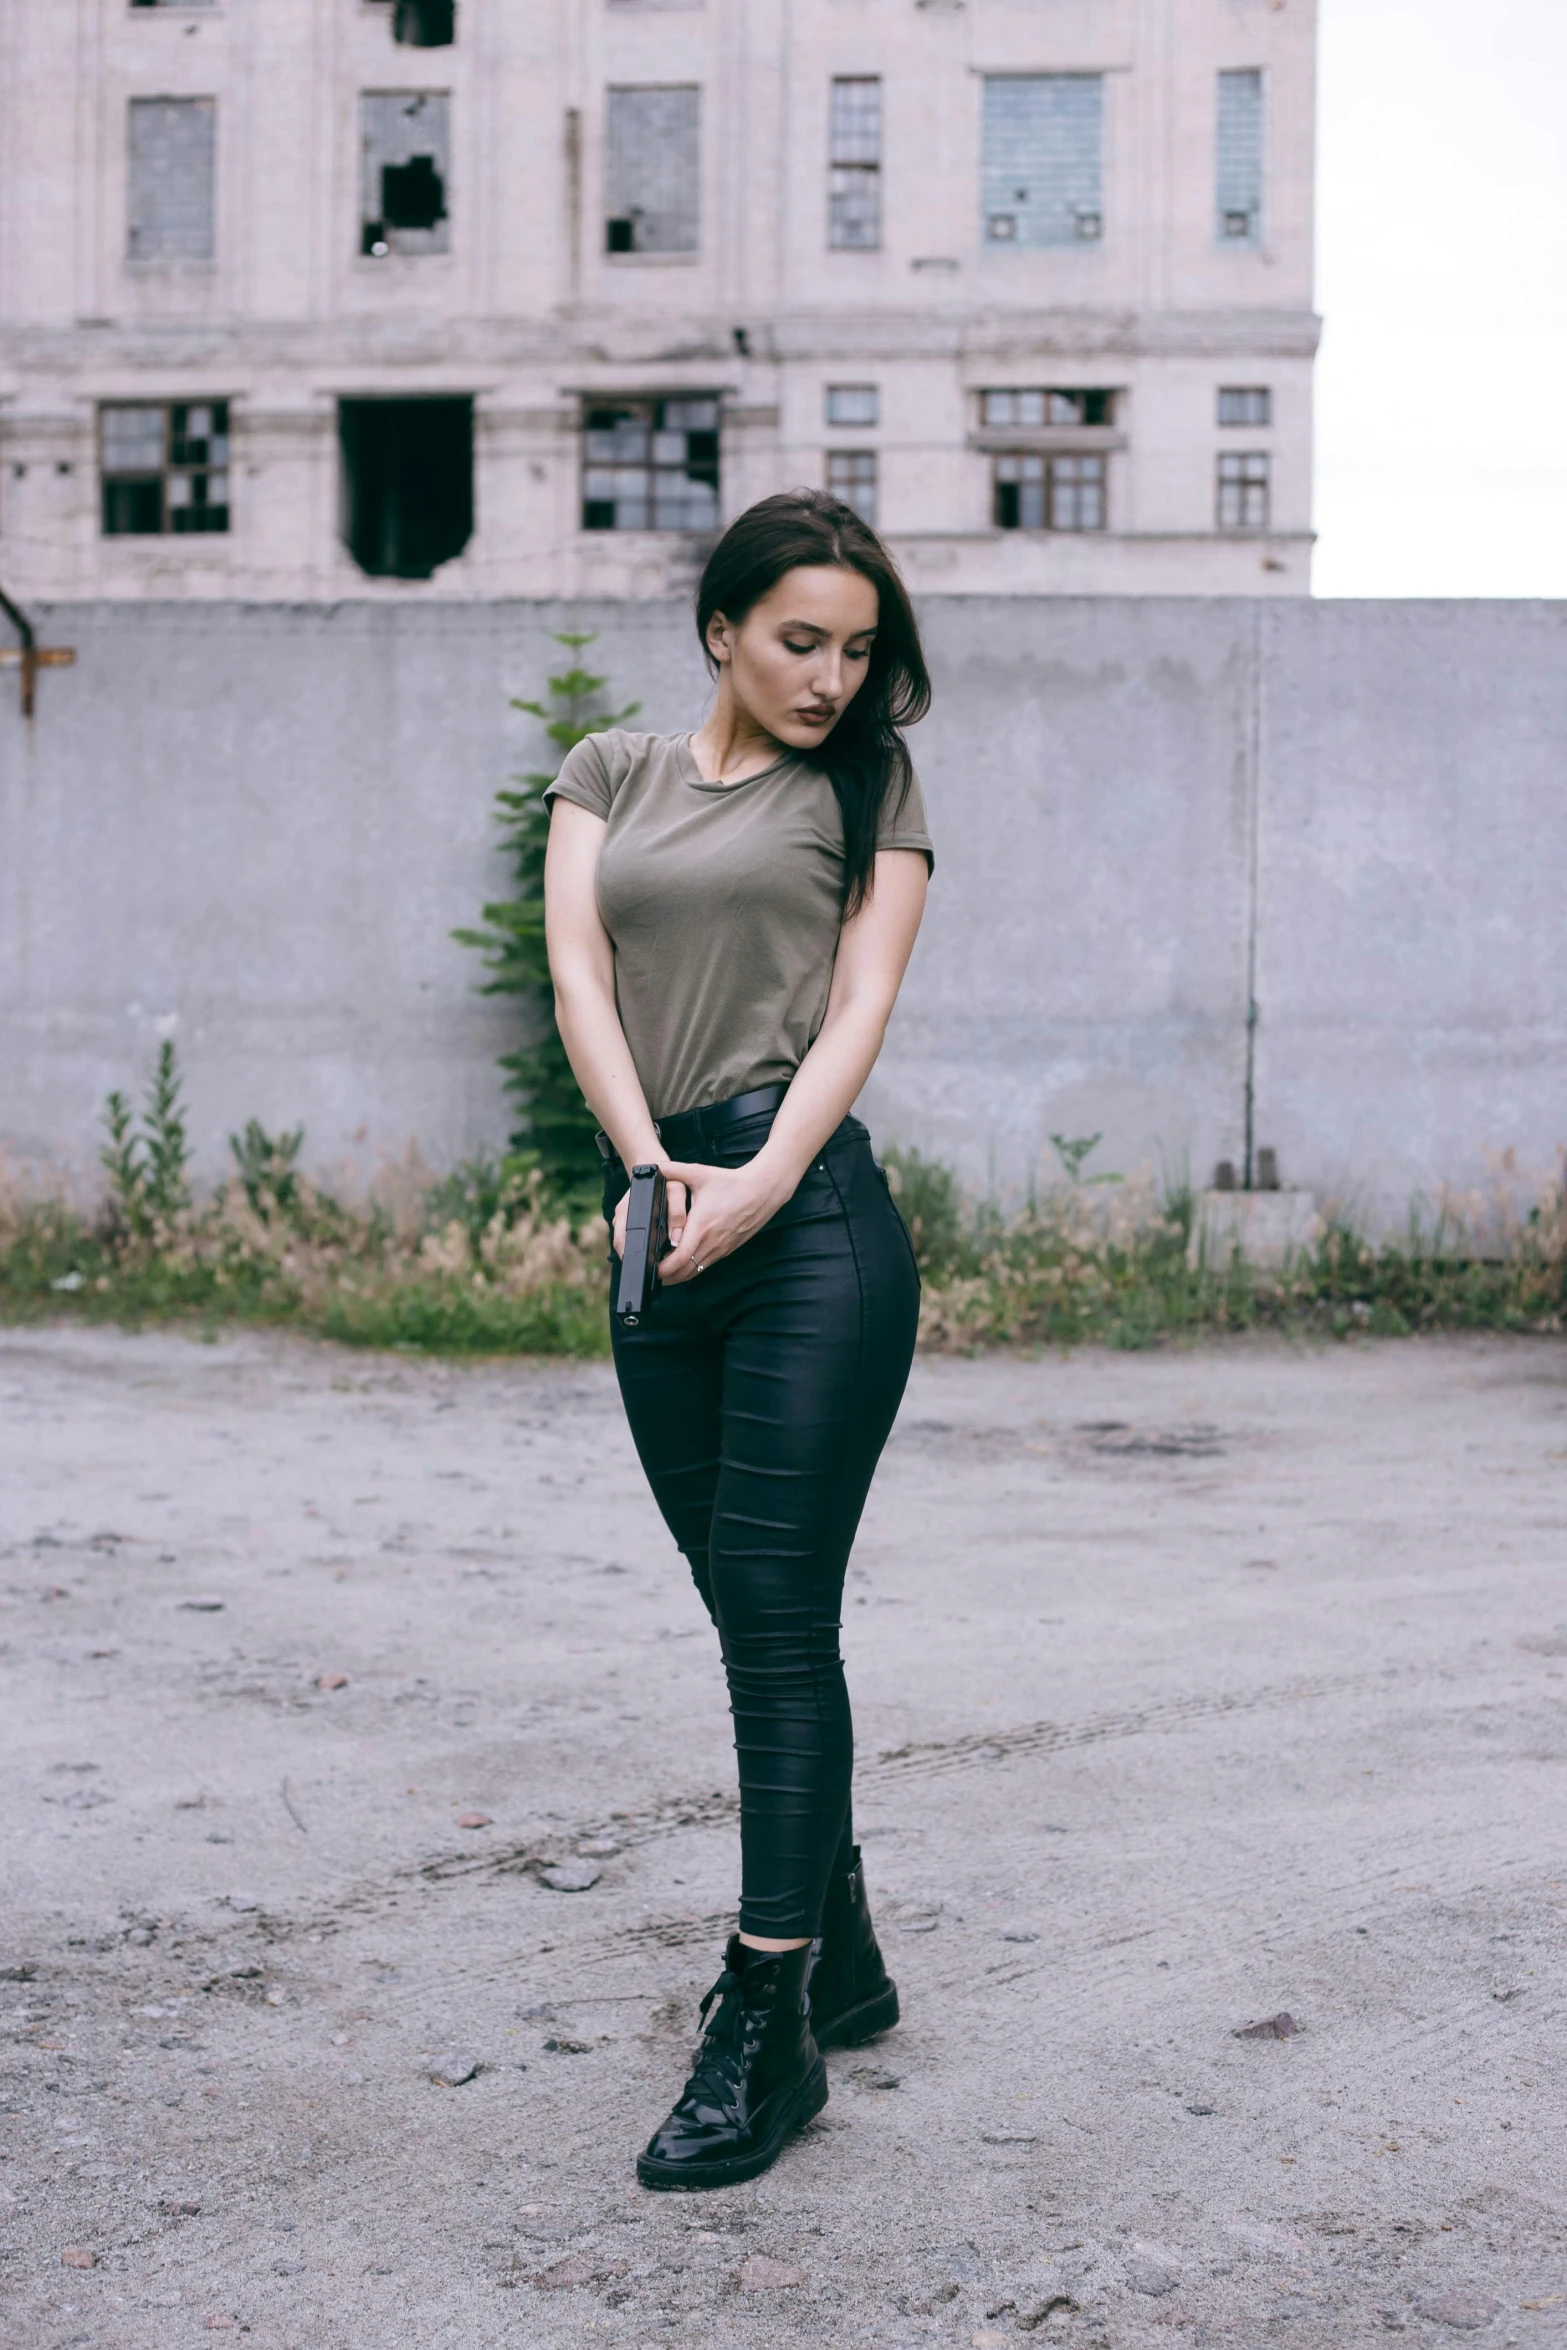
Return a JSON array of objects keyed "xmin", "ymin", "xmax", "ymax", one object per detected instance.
[{"xmin": 3, "ymin": 1060, "xmax": 1560, "ymax": 1359}]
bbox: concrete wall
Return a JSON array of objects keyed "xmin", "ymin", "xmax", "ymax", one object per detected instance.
[{"xmin": 2, "ymin": 597, "xmax": 1563, "ymax": 1224}]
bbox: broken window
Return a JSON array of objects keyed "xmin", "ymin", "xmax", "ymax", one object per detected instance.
[
  {"xmin": 360, "ymin": 92, "xmax": 450, "ymax": 257},
  {"xmin": 127, "ymin": 96, "xmax": 216, "ymax": 263},
  {"xmin": 1216, "ymin": 69, "xmax": 1263, "ymax": 244},
  {"xmin": 100, "ymin": 401, "xmax": 230, "ymax": 535},
  {"xmin": 993, "ymin": 452, "xmax": 1106, "ymax": 532},
  {"xmin": 982, "ymin": 75, "xmax": 1103, "ymax": 248},
  {"xmin": 826, "ymin": 450, "xmax": 877, "ymax": 528},
  {"xmin": 1218, "ymin": 385, "xmax": 1271, "ymax": 427},
  {"xmin": 339, "ymin": 397, "xmax": 473, "ymax": 578},
  {"xmin": 981, "ymin": 388, "xmax": 1113, "ymax": 428},
  {"xmin": 1216, "ymin": 451, "xmax": 1269, "ymax": 530},
  {"xmin": 825, "ymin": 385, "xmax": 878, "ymax": 428},
  {"xmin": 828, "ymin": 78, "xmax": 881, "ymax": 251},
  {"xmin": 604, "ymin": 86, "xmax": 700, "ymax": 255},
  {"xmin": 581, "ymin": 397, "xmax": 719, "ymax": 531},
  {"xmin": 365, "ymin": 0, "xmax": 456, "ymax": 46}
]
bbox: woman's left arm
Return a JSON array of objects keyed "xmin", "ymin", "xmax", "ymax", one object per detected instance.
[{"xmin": 659, "ymin": 847, "xmax": 928, "ymax": 1283}]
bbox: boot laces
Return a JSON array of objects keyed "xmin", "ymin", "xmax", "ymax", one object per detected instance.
[{"xmin": 684, "ymin": 1963, "xmax": 748, "ymax": 2103}]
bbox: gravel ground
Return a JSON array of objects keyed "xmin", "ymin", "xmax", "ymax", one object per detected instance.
[{"xmin": 2, "ymin": 1323, "xmax": 1565, "ymax": 2350}]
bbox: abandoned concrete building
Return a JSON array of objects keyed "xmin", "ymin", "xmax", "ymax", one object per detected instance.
[{"xmin": 0, "ymin": 0, "xmax": 1318, "ymax": 599}]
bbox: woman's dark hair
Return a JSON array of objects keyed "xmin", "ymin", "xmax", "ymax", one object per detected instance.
[{"xmin": 695, "ymin": 489, "xmax": 931, "ymax": 915}]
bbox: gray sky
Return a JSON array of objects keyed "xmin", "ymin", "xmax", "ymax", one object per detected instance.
[{"xmin": 1314, "ymin": 0, "xmax": 1567, "ymax": 595}]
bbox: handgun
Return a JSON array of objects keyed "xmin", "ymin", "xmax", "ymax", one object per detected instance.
[{"xmin": 614, "ymin": 1163, "xmax": 670, "ymax": 1328}]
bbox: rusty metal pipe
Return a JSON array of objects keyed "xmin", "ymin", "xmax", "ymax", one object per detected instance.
[
  {"xmin": 0, "ymin": 582, "xmax": 74, "ymax": 718},
  {"xmin": 0, "ymin": 581, "xmax": 37, "ymax": 718}
]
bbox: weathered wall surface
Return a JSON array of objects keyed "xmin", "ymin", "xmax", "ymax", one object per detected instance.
[
  {"xmin": 2, "ymin": 597, "xmax": 1563, "ymax": 1221},
  {"xmin": 1254, "ymin": 602, "xmax": 1567, "ymax": 1220}
]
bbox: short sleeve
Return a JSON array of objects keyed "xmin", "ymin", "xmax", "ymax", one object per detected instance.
[
  {"xmin": 543, "ymin": 732, "xmax": 615, "ymax": 820},
  {"xmin": 875, "ymin": 760, "xmax": 934, "ymax": 872}
]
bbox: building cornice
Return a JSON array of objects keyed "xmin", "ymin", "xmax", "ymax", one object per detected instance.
[{"xmin": 0, "ymin": 303, "xmax": 1323, "ymax": 388}]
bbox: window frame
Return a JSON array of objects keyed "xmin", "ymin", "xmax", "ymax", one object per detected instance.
[
  {"xmin": 825, "ymin": 384, "xmax": 879, "ymax": 428},
  {"xmin": 1216, "ymin": 450, "xmax": 1270, "ymax": 532},
  {"xmin": 359, "ymin": 89, "xmax": 453, "ymax": 259},
  {"xmin": 827, "ymin": 76, "xmax": 882, "ymax": 252},
  {"xmin": 992, "ymin": 449, "xmax": 1107, "ymax": 534},
  {"xmin": 125, "ymin": 93, "xmax": 218, "ymax": 266},
  {"xmin": 580, "ymin": 394, "xmax": 721, "ymax": 533},
  {"xmin": 603, "ymin": 83, "xmax": 702, "ymax": 258},
  {"xmin": 1218, "ymin": 386, "xmax": 1272, "ymax": 428},
  {"xmin": 980, "ymin": 72, "xmax": 1105, "ymax": 252},
  {"xmin": 98, "ymin": 398, "xmax": 232, "ymax": 537},
  {"xmin": 1215, "ymin": 67, "xmax": 1264, "ymax": 249},
  {"xmin": 980, "ymin": 387, "xmax": 1114, "ymax": 430},
  {"xmin": 825, "ymin": 448, "xmax": 878, "ymax": 527}
]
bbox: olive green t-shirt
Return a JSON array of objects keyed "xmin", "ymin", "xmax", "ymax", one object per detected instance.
[{"xmin": 544, "ymin": 729, "xmax": 934, "ymax": 1121}]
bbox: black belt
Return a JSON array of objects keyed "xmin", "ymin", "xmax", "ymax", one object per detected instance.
[{"xmin": 594, "ymin": 1082, "xmax": 789, "ymax": 1164}]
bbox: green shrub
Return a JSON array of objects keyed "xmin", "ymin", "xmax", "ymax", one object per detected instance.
[
  {"xmin": 453, "ymin": 635, "xmax": 639, "ymax": 1196},
  {"xmin": 99, "ymin": 1040, "xmax": 193, "ymax": 1238}
]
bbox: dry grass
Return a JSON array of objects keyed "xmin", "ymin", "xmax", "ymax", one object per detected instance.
[
  {"xmin": 892, "ymin": 1148, "xmax": 1567, "ymax": 1353},
  {"xmin": 0, "ymin": 1155, "xmax": 611, "ymax": 1356},
  {"xmin": 3, "ymin": 1146, "xmax": 1562, "ymax": 1359}
]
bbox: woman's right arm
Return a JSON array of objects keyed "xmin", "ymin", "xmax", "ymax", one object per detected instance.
[{"xmin": 543, "ymin": 799, "xmax": 664, "ymax": 1180}]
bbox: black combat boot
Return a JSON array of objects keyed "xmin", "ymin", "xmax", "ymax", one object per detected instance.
[
  {"xmin": 636, "ymin": 1936, "xmax": 827, "ymax": 2190},
  {"xmin": 806, "ymin": 1845, "xmax": 900, "ymax": 2051}
]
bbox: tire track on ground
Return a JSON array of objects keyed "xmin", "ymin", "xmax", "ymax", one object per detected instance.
[{"xmin": 408, "ymin": 1664, "xmax": 1402, "ymax": 1897}]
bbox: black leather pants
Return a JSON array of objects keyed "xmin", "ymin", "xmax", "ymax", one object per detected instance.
[{"xmin": 605, "ymin": 1101, "xmax": 920, "ymax": 1940}]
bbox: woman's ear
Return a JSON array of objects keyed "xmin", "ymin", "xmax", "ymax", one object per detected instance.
[{"xmin": 705, "ymin": 610, "xmax": 733, "ymax": 666}]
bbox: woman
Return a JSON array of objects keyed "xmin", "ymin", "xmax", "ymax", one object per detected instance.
[{"xmin": 544, "ymin": 489, "xmax": 933, "ymax": 2190}]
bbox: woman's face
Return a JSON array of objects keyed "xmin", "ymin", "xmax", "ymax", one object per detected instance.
[{"xmin": 708, "ymin": 564, "xmax": 879, "ymax": 750}]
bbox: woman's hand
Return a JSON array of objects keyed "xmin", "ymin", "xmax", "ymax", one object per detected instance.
[
  {"xmin": 657, "ymin": 1159, "xmax": 789, "ymax": 1284},
  {"xmin": 610, "ymin": 1170, "xmax": 689, "ymax": 1263}
]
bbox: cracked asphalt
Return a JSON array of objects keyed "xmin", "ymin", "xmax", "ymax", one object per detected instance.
[{"xmin": 3, "ymin": 1324, "xmax": 1565, "ymax": 2350}]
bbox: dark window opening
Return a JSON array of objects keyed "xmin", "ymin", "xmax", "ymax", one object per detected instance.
[
  {"xmin": 366, "ymin": 0, "xmax": 455, "ymax": 42},
  {"xmin": 581, "ymin": 396, "xmax": 720, "ymax": 531},
  {"xmin": 100, "ymin": 399, "xmax": 230, "ymax": 535},
  {"xmin": 382, "ymin": 154, "xmax": 446, "ymax": 230},
  {"xmin": 394, "ymin": 0, "xmax": 455, "ymax": 46},
  {"xmin": 103, "ymin": 479, "xmax": 166, "ymax": 534},
  {"xmin": 605, "ymin": 216, "xmax": 636, "ymax": 254},
  {"xmin": 339, "ymin": 396, "xmax": 473, "ymax": 579}
]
